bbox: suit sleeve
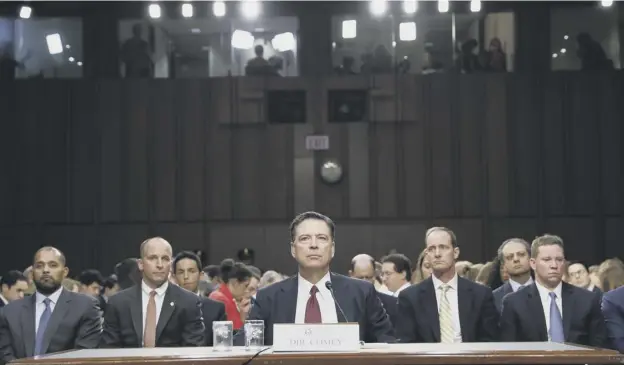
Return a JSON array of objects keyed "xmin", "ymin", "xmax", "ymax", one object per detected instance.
[
  {"xmin": 100, "ymin": 297, "xmax": 122, "ymax": 348},
  {"xmin": 74, "ymin": 297, "xmax": 103, "ymax": 349},
  {"xmin": 602, "ymin": 294, "xmax": 624, "ymax": 352},
  {"xmin": 182, "ymin": 296, "xmax": 206, "ymax": 347},
  {"xmin": 395, "ymin": 291, "xmax": 421, "ymax": 343},
  {"xmin": 588, "ymin": 291, "xmax": 608, "ymax": 348},
  {"xmin": 0, "ymin": 310, "xmax": 15, "ymax": 365},
  {"xmin": 477, "ymin": 288, "xmax": 500, "ymax": 342},
  {"xmin": 364, "ymin": 284, "xmax": 395, "ymax": 343},
  {"xmin": 499, "ymin": 294, "xmax": 517, "ymax": 342}
]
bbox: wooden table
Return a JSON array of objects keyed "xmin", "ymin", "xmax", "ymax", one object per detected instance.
[{"xmin": 10, "ymin": 343, "xmax": 623, "ymax": 365}]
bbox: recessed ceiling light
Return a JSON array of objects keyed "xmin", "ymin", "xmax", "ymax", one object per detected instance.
[
  {"xmin": 191, "ymin": 28, "xmax": 201, "ymax": 33},
  {"xmin": 255, "ymin": 28, "xmax": 265, "ymax": 32}
]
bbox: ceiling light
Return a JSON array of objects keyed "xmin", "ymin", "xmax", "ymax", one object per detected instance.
[
  {"xmin": 19, "ymin": 6, "xmax": 32, "ymax": 19},
  {"xmin": 148, "ymin": 3, "xmax": 161, "ymax": 19},
  {"xmin": 181, "ymin": 3, "xmax": 193, "ymax": 18},
  {"xmin": 213, "ymin": 1, "xmax": 226, "ymax": 17}
]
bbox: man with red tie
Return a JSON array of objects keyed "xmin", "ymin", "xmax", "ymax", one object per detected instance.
[{"xmin": 245, "ymin": 212, "xmax": 394, "ymax": 345}]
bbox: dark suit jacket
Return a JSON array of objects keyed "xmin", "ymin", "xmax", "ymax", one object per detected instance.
[
  {"xmin": 378, "ymin": 292, "xmax": 398, "ymax": 330},
  {"xmin": 493, "ymin": 282, "xmax": 513, "ymax": 313},
  {"xmin": 244, "ymin": 273, "xmax": 394, "ymax": 345},
  {"xmin": 0, "ymin": 289, "xmax": 101, "ymax": 365},
  {"xmin": 396, "ymin": 276, "xmax": 499, "ymax": 343},
  {"xmin": 201, "ymin": 296, "xmax": 226, "ymax": 346},
  {"xmin": 500, "ymin": 282, "xmax": 607, "ymax": 347},
  {"xmin": 601, "ymin": 285, "xmax": 624, "ymax": 353},
  {"xmin": 100, "ymin": 284, "xmax": 205, "ymax": 348}
]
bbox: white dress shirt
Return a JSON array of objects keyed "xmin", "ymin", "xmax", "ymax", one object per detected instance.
[
  {"xmin": 509, "ymin": 277, "xmax": 533, "ymax": 292},
  {"xmin": 294, "ymin": 272, "xmax": 338, "ymax": 324},
  {"xmin": 431, "ymin": 273, "xmax": 462, "ymax": 343},
  {"xmin": 35, "ymin": 287, "xmax": 64, "ymax": 333},
  {"xmin": 141, "ymin": 281, "xmax": 168, "ymax": 337},
  {"xmin": 534, "ymin": 281, "xmax": 563, "ymax": 341},
  {"xmin": 587, "ymin": 284, "xmax": 595, "ymax": 292},
  {"xmin": 0, "ymin": 294, "xmax": 8, "ymax": 306},
  {"xmin": 393, "ymin": 282, "xmax": 411, "ymax": 297}
]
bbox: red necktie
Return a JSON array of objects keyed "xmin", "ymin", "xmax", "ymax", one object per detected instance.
[{"xmin": 305, "ymin": 285, "xmax": 322, "ymax": 323}]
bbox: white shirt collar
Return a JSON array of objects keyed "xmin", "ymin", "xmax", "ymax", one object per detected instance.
[
  {"xmin": 587, "ymin": 284, "xmax": 595, "ymax": 292},
  {"xmin": 298, "ymin": 271, "xmax": 331, "ymax": 300},
  {"xmin": 0, "ymin": 294, "xmax": 8, "ymax": 305},
  {"xmin": 394, "ymin": 282, "xmax": 411, "ymax": 297},
  {"xmin": 509, "ymin": 277, "xmax": 533, "ymax": 292},
  {"xmin": 431, "ymin": 272, "xmax": 459, "ymax": 291},
  {"xmin": 141, "ymin": 280, "xmax": 168, "ymax": 297},
  {"xmin": 535, "ymin": 280, "xmax": 562, "ymax": 299},
  {"xmin": 35, "ymin": 286, "xmax": 63, "ymax": 305}
]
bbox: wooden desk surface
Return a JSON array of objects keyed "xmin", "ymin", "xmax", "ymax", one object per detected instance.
[{"xmin": 10, "ymin": 343, "xmax": 623, "ymax": 365}]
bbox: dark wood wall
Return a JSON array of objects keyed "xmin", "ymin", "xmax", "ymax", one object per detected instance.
[{"xmin": 0, "ymin": 73, "xmax": 622, "ymax": 275}]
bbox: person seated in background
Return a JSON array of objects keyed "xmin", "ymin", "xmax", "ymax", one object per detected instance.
[
  {"xmin": 208, "ymin": 259, "xmax": 252, "ymax": 331},
  {"xmin": 0, "ymin": 271, "xmax": 29, "ymax": 308}
]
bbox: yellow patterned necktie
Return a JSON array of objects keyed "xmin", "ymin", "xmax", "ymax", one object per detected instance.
[{"xmin": 439, "ymin": 284, "xmax": 454, "ymax": 343}]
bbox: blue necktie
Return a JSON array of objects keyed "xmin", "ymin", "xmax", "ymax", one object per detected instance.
[
  {"xmin": 34, "ymin": 298, "xmax": 52, "ymax": 355},
  {"xmin": 548, "ymin": 292, "xmax": 565, "ymax": 342}
]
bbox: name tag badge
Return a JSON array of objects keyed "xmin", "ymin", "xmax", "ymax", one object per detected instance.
[{"xmin": 272, "ymin": 323, "xmax": 360, "ymax": 352}]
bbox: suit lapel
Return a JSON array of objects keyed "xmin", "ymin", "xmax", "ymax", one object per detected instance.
[
  {"xmin": 457, "ymin": 278, "xmax": 473, "ymax": 342},
  {"xmin": 329, "ymin": 274, "xmax": 352, "ymax": 323},
  {"xmin": 155, "ymin": 287, "xmax": 176, "ymax": 343},
  {"xmin": 21, "ymin": 296, "xmax": 36, "ymax": 357},
  {"xmin": 504, "ymin": 282, "xmax": 513, "ymax": 296},
  {"xmin": 526, "ymin": 284, "xmax": 548, "ymax": 341},
  {"xmin": 279, "ymin": 276, "xmax": 297, "ymax": 323},
  {"xmin": 41, "ymin": 290, "xmax": 71, "ymax": 354},
  {"xmin": 561, "ymin": 283, "xmax": 574, "ymax": 341},
  {"xmin": 420, "ymin": 279, "xmax": 440, "ymax": 342},
  {"xmin": 130, "ymin": 286, "xmax": 143, "ymax": 345}
]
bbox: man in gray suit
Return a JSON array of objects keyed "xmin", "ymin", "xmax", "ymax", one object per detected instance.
[{"xmin": 0, "ymin": 247, "xmax": 102, "ymax": 364}]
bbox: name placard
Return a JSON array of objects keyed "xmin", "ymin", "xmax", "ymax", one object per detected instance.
[{"xmin": 272, "ymin": 323, "xmax": 360, "ymax": 352}]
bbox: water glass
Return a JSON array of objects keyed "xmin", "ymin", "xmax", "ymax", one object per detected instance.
[
  {"xmin": 244, "ymin": 320, "xmax": 264, "ymax": 351},
  {"xmin": 212, "ymin": 321, "xmax": 233, "ymax": 351}
]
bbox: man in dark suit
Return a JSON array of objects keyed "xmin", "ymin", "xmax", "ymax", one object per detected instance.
[
  {"xmin": 396, "ymin": 227, "xmax": 499, "ymax": 343},
  {"xmin": 568, "ymin": 262, "xmax": 603, "ymax": 299},
  {"xmin": 246, "ymin": 212, "xmax": 394, "ymax": 345},
  {"xmin": 492, "ymin": 238, "xmax": 533, "ymax": 312},
  {"xmin": 500, "ymin": 234, "xmax": 606, "ymax": 347},
  {"xmin": 172, "ymin": 251, "xmax": 226, "ymax": 345},
  {"xmin": 349, "ymin": 254, "xmax": 398, "ymax": 329},
  {"xmin": 101, "ymin": 237, "xmax": 205, "ymax": 348},
  {"xmin": 602, "ymin": 285, "xmax": 624, "ymax": 353},
  {"xmin": 0, "ymin": 271, "xmax": 29, "ymax": 309},
  {"xmin": 0, "ymin": 247, "xmax": 101, "ymax": 364}
]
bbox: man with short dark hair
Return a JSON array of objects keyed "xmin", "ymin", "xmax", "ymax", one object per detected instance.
[
  {"xmin": 0, "ymin": 247, "xmax": 102, "ymax": 364},
  {"xmin": 500, "ymin": 234, "xmax": 607, "ymax": 347},
  {"xmin": 246, "ymin": 211, "xmax": 394, "ymax": 345},
  {"xmin": 0, "ymin": 271, "xmax": 29, "ymax": 307},
  {"xmin": 396, "ymin": 227, "xmax": 499, "ymax": 343},
  {"xmin": 492, "ymin": 238, "xmax": 533, "ymax": 312},
  {"xmin": 173, "ymin": 251, "xmax": 226, "ymax": 346},
  {"xmin": 380, "ymin": 254, "xmax": 412, "ymax": 297},
  {"xmin": 78, "ymin": 270, "xmax": 104, "ymax": 298}
]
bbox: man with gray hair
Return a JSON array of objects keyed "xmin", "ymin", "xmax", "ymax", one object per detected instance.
[{"xmin": 492, "ymin": 238, "xmax": 533, "ymax": 312}]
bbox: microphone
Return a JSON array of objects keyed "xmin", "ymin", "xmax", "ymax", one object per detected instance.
[{"xmin": 325, "ymin": 281, "xmax": 350, "ymax": 323}]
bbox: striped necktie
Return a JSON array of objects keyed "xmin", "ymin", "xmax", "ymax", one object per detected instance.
[{"xmin": 439, "ymin": 284, "xmax": 454, "ymax": 343}]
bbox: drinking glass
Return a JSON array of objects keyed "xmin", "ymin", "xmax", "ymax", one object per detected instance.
[
  {"xmin": 244, "ymin": 320, "xmax": 264, "ymax": 351},
  {"xmin": 212, "ymin": 321, "xmax": 233, "ymax": 351}
]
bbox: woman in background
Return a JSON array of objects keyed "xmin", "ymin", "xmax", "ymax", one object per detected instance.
[{"xmin": 209, "ymin": 259, "xmax": 252, "ymax": 330}]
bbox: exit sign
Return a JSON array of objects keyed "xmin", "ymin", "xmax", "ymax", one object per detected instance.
[{"xmin": 305, "ymin": 135, "xmax": 330, "ymax": 150}]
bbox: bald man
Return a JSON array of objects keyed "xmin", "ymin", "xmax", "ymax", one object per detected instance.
[
  {"xmin": 101, "ymin": 237, "xmax": 205, "ymax": 348},
  {"xmin": 349, "ymin": 254, "xmax": 399, "ymax": 329}
]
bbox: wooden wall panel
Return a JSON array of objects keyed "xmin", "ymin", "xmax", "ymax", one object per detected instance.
[
  {"xmin": 99, "ymin": 82, "xmax": 123, "ymax": 223},
  {"xmin": 428, "ymin": 77, "xmax": 455, "ymax": 218},
  {"xmin": 1, "ymin": 74, "xmax": 623, "ymax": 273},
  {"xmin": 150, "ymin": 83, "xmax": 177, "ymax": 222},
  {"xmin": 457, "ymin": 76, "xmax": 484, "ymax": 217}
]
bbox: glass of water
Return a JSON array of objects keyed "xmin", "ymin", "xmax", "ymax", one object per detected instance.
[
  {"xmin": 244, "ymin": 320, "xmax": 264, "ymax": 351},
  {"xmin": 212, "ymin": 321, "xmax": 233, "ymax": 351}
]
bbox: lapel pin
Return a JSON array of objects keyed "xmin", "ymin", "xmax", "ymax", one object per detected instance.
[{"xmin": 170, "ymin": 302, "xmax": 174, "ymax": 307}]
